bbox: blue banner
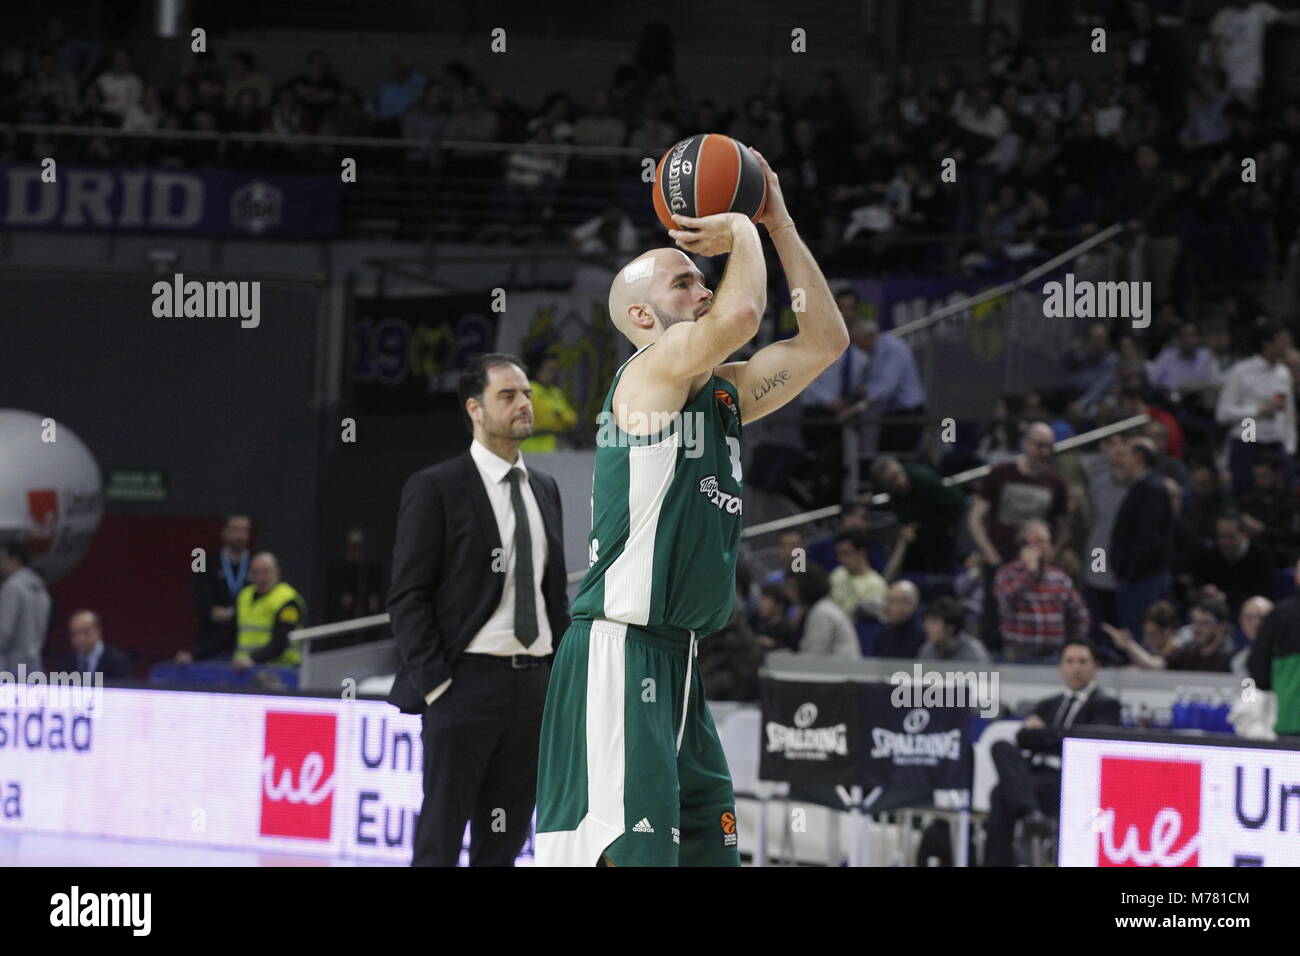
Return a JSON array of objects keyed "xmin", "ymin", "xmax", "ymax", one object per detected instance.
[{"xmin": 0, "ymin": 165, "xmax": 340, "ymax": 237}]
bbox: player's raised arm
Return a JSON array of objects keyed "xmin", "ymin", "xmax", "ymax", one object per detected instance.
[
  {"xmin": 639, "ymin": 212, "xmax": 766, "ymax": 382},
  {"xmin": 715, "ymin": 149, "xmax": 849, "ymax": 424}
]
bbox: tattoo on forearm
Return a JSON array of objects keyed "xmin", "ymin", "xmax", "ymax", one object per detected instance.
[{"xmin": 752, "ymin": 369, "xmax": 791, "ymax": 402}]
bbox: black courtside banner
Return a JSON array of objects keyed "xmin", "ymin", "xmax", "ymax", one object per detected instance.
[
  {"xmin": 758, "ymin": 678, "xmax": 858, "ymax": 788},
  {"xmin": 859, "ymin": 681, "xmax": 973, "ymax": 790}
]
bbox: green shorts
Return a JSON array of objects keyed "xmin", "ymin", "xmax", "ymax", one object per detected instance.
[{"xmin": 535, "ymin": 618, "xmax": 739, "ymax": 867}]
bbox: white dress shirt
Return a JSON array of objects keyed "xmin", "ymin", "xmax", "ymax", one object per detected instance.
[
  {"xmin": 1215, "ymin": 354, "xmax": 1296, "ymax": 454},
  {"xmin": 424, "ymin": 439, "xmax": 553, "ymax": 705}
]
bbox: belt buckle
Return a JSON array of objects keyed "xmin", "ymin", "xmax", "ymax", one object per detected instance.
[{"xmin": 511, "ymin": 654, "xmax": 529, "ymax": 669}]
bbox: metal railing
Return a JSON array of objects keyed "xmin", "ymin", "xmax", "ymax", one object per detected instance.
[{"xmin": 1, "ymin": 121, "xmax": 1111, "ymax": 260}]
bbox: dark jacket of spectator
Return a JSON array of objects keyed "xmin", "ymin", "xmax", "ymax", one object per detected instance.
[
  {"xmin": 873, "ymin": 613, "xmax": 924, "ymax": 658},
  {"xmin": 698, "ymin": 609, "xmax": 762, "ymax": 702},
  {"xmin": 58, "ymin": 643, "xmax": 130, "ymax": 679},
  {"xmin": 1111, "ymin": 472, "xmax": 1174, "ymax": 581},
  {"xmin": 1193, "ymin": 540, "xmax": 1276, "ymax": 615}
]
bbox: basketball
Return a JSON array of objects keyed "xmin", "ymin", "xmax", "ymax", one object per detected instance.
[{"xmin": 651, "ymin": 133, "xmax": 768, "ymax": 231}]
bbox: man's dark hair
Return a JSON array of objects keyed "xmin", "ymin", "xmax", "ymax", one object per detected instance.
[
  {"xmin": 1254, "ymin": 449, "xmax": 1284, "ymax": 472},
  {"xmin": 790, "ymin": 564, "xmax": 831, "ymax": 606},
  {"xmin": 760, "ymin": 582, "xmax": 791, "ymax": 609},
  {"xmin": 1128, "ymin": 437, "xmax": 1158, "ymax": 468},
  {"xmin": 1059, "ymin": 637, "xmax": 1097, "ymax": 662},
  {"xmin": 922, "ymin": 595, "xmax": 965, "ymax": 635},
  {"xmin": 1216, "ymin": 509, "xmax": 1246, "ymax": 531},
  {"xmin": 1254, "ymin": 319, "xmax": 1287, "ymax": 353},
  {"xmin": 1141, "ymin": 600, "xmax": 1178, "ymax": 630},
  {"xmin": 870, "ymin": 456, "xmax": 901, "ymax": 486},
  {"xmin": 1195, "ymin": 596, "xmax": 1232, "ymax": 625},
  {"xmin": 833, "ymin": 529, "xmax": 870, "ymax": 554},
  {"xmin": 457, "ymin": 353, "xmax": 525, "ymax": 434},
  {"xmin": 1, "ymin": 540, "xmax": 31, "ymax": 565}
]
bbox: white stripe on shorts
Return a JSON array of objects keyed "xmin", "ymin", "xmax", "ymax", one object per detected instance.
[{"xmin": 535, "ymin": 619, "xmax": 627, "ymax": 866}]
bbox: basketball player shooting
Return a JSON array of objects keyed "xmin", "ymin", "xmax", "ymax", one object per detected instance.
[{"xmin": 534, "ymin": 148, "xmax": 848, "ymax": 866}]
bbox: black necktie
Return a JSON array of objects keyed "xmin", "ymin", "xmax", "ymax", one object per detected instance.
[
  {"xmin": 1055, "ymin": 693, "xmax": 1083, "ymax": 729},
  {"xmin": 506, "ymin": 468, "xmax": 538, "ymax": 648}
]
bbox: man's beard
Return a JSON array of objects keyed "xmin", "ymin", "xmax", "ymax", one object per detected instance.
[
  {"xmin": 492, "ymin": 413, "xmax": 533, "ymax": 440},
  {"xmin": 653, "ymin": 304, "xmax": 695, "ymax": 331}
]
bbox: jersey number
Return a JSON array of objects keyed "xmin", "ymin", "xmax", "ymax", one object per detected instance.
[{"xmin": 725, "ymin": 437, "xmax": 743, "ymax": 484}]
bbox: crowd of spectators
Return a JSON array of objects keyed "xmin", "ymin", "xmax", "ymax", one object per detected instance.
[
  {"xmin": 703, "ymin": 310, "xmax": 1300, "ymax": 736},
  {"xmin": 3, "ymin": 4, "xmax": 1298, "ymax": 270}
]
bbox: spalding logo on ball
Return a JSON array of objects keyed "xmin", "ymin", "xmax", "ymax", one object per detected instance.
[
  {"xmin": 652, "ymin": 134, "xmax": 767, "ymax": 231},
  {"xmin": 0, "ymin": 409, "xmax": 103, "ymax": 583}
]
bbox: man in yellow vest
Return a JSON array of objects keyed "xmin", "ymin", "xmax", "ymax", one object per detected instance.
[
  {"xmin": 519, "ymin": 347, "xmax": 577, "ymax": 453},
  {"xmin": 232, "ymin": 552, "xmax": 306, "ymax": 669}
]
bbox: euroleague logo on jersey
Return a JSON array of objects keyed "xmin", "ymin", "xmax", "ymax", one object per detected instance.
[
  {"xmin": 720, "ymin": 810, "xmax": 738, "ymax": 847},
  {"xmin": 260, "ymin": 711, "xmax": 338, "ymax": 841},
  {"xmin": 714, "ymin": 388, "xmax": 738, "ymax": 419},
  {"xmin": 698, "ymin": 475, "xmax": 742, "ymax": 514}
]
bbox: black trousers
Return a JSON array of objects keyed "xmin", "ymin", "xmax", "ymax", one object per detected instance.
[
  {"xmin": 412, "ymin": 655, "xmax": 550, "ymax": 867},
  {"xmin": 983, "ymin": 740, "xmax": 1061, "ymax": 867}
]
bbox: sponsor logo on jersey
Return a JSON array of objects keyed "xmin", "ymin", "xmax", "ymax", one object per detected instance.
[
  {"xmin": 698, "ymin": 474, "xmax": 742, "ymax": 514},
  {"xmin": 715, "ymin": 388, "xmax": 738, "ymax": 419}
]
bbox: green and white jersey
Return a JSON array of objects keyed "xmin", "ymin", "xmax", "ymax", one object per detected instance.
[{"xmin": 571, "ymin": 345, "xmax": 744, "ymax": 635}]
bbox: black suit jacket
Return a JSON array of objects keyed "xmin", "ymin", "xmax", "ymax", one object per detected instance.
[
  {"xmin": 1016, "ymin": 687, "xmax": 1122, "ymax": 758},
  {"xmin": 1111, "ymin": 471, "xmax": 1173, "ymax": 581},
  {"xmin": 59, "ymin": 644, "xmax": 131, "ymax": 679},
  {"xmin": 386, "ymin": 450, "xmax": 570, "ymax": 714}
]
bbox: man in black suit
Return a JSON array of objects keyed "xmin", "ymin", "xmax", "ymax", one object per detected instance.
[
  {"xmin": 984, "ymin": 638, "xmax": 1121, "ymax": 866},
  {"xmin": 1111, "ymin": 436, "xmax": 1175, "ymax": 638},
  {"xmin": 60, "ymin": 609, "xmax": 130, "ymax": 678},
  {"xmin": 388, "ymin": 353, "xmax": 570, "ymax": 867}
]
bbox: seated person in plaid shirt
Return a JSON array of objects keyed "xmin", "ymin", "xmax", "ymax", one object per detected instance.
[{"xmin": 993, "ymin": 519, "xmax": 1091, "ymax": 663}]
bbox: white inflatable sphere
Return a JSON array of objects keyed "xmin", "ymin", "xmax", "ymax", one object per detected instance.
[{"xmin": 0, "ymin": 409, "xmax": 103, "ymax": 583}]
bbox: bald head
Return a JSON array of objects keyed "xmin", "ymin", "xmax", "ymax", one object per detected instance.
[
  {"xmin": 1240, "ymin": 595, "xmax": 1273, "ymax": 641},
  {"xmin": 250, "ymin": 551, "xmax": 281, "ymax": 594},
  {"xmin": 883, "ymin": 580, "xmax": 919, "ymax": 625},
  {"xmin": 608, "ymin": 248, "xmax": 712, "ymax": 347},
  {"xmin": 1022, "ymin": 421, "xmax": 1056, "ymax": 470}
]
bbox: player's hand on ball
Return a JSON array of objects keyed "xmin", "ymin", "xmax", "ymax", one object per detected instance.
[
  {"xmin": 668, "ymin": 212, "xmax": 744, "ymax": 257},
  {"xmin": 748, "ymin": 148, "xmax": 791, "ymax": 231}
]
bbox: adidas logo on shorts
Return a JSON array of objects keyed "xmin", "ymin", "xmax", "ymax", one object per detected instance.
[{"xmin": 632, "ymin": 817, "xmax": 655, "ymax": 834}]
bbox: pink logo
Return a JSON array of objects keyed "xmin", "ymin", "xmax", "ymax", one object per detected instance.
[
  {"xmin": 1097, "ymin": 757, "xmax": 1201, "ymax": 867},
  {"xmin": 260, "ymin": 711, "xmax": 337, "ymax": 840}
]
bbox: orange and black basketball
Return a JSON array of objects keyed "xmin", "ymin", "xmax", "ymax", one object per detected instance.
[{"xmin": 651, "ymin": 133, "xmax": 767, "ymax": 231}]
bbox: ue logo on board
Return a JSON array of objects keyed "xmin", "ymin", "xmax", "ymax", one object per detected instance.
[
  {"xmin": 1096, "ymin": 757, "xmax": 1201, "ymax": 867},
  {"xmin": 260, "ymin": 711, "xmax": 338, "ymax": 841}
]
